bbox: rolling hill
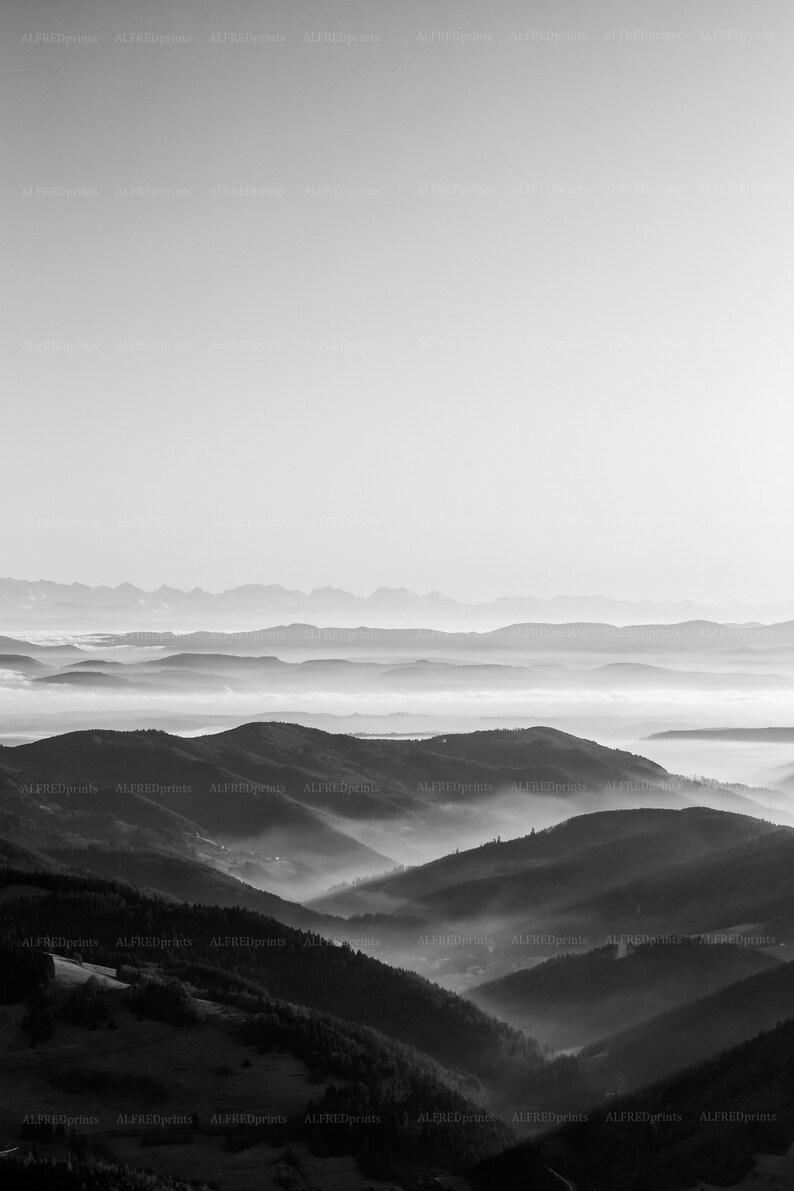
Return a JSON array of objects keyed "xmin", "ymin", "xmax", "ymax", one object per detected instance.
[
  {"xmin": 0, "ymin": 867, "xmax": 545, "ymax": 1090},
  {"xmin": 3, "ymin": 722, "xmax": 768, "ymax": 899},
  {"xmin": 0, "ymin": 927, "xmax": 555, "ymax": 1190},
  {"xmin": 578, "ymin": 952, "xmax": 794, "ymax": 1093},
  {"xmin": 470, "ymin": 1015, "xmax": 794, "ymax": 1191},
  {"xmin": 468, "ymin": 937, "xmax": 779, "ymax": 1048}
]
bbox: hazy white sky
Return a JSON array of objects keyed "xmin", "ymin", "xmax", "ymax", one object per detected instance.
[{"xmin": 3, "ymin": 0, "xmax": 793, "ymax": 602}]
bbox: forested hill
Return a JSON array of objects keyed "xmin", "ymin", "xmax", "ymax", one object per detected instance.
[
  {"xmin": 0, "ymin": 866, "xmax": 542, "ymax": 1087},
  {"xmin": 470, "ymin": 1015, "xmax": 794, "ymax": 1191}
]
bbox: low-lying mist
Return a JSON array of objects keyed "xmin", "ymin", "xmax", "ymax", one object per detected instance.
[{"xmin": 3, "ymin": 670, "xmax": 794, "ymax": 793}]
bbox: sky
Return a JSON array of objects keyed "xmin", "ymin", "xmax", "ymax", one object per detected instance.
[{"xmin": 3, "ymin": 0, "xmax": 793, "ymax": 603}]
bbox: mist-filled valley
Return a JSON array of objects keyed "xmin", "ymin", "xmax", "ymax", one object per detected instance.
[
  {"xmin": 2, "ymin": 609, "xmax": 794, "ymax": 1188},
  {"xmin": 4, "ymin": 620, "xmax": 794, "ymax": 797}
]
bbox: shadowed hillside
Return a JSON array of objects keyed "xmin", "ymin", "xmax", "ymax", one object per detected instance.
[{"xmin": 469, "ymin": 937, "xmax": 779, "ymax": 1048}]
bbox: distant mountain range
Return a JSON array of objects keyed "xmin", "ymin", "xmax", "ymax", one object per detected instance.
[{"xmin": 3, "ymin": 577, "xmax": 794, "ymax": 628}]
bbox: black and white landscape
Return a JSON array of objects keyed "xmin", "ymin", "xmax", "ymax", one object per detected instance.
[{"xmin": 3, "ymin": 1, "xmax": 793, "ymax": 1189}]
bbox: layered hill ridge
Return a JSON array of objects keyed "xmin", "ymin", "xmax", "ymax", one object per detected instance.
[
  {"xmin": 468, "ymin": 937, "xmax": 779, "ymax": 1047},
  {"xmin": 0, "ymin": 867, "xmax": 544, "ymax": 1091},
  {"xmin": 309, "ymin": 804, "xmax": 794, "ymax": 991},
  {"xmin": 312, "ymin": 803, "xmax": 789, "ymax": 918},
  {"xmin": 0, "ymin": 723, "xmax": 776, "ymax": 901},
  {"xmin": 0, "ymin": 877, "xmax": 557, "ymax": 1189},
  {"xmin": 578, "ymin": 943, "xmax": 794, "ymax": 1090},
  {"xmin": 6, "ymin": 646, "xmax": 793, "ymax": 697},
  {"xmin": 472, "ymin": 1016, "xmax": 794, "ymax": 1191}
]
